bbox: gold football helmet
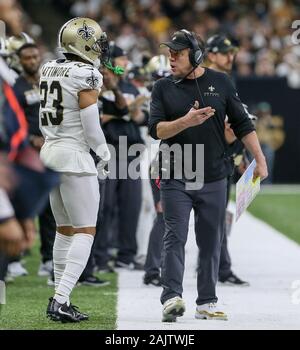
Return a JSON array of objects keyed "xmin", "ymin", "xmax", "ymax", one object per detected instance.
[
  {"xmin": 145, "ymin": 54, "xmax": 171, "ymax": 80},
  {"xmin": 58, "ymin": 17, "xmax": 109, "ymax": 68},
  {"xmin": 4, "ymin": 32, "xmax": 34, "ymax": 72}
]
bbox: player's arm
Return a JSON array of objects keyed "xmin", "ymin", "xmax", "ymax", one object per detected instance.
[{"xmin": 78, "ymin": 89, "xmax": 110, "ymax": 161}]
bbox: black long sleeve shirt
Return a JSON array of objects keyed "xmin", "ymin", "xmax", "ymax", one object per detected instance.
[
  {"xmin": 149, "ymin": 68, "xmax": 254, "ymax": 182},
  {"xmin": 13, "ymin": 76, "xmax": 41, "ymax": 137},
  {"xmin": 100, "ymin": 79, "xmax": 144, "ymax": 149}
]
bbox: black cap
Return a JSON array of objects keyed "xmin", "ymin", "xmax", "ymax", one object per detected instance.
[
  {"xmin": 128, "ymin": 66, "xmax": 145, "ymax": 80},
  {"xmin": 160, "ymin": 31, "xmax": 192, "ymax": 51},
  {"xmin": 206, "ymin": 35, "xmax": 238, "ymax": 54},
  {"xmin": 109, "ymin": 42, "xmax": 127, "ymax": 58}
]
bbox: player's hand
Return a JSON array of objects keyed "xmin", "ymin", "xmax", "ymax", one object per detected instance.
[
  {"xmin": 30, "ymin": 135, "xmax": 45, "ymax": 150},
  {"xmin": 103, "ymin": 68, "xmax": 118, "ymax": 91},
  {"xmin": 253, "ymin": 159, "xmax": 268, "ymax": 181},
  {"xmin": 184, "ymin": 101, "xmax": 215, "ymax": 128},
  {"xmin": 97, "ymin": 159, "xmax": 110, "ymax": 180},
  {"xmin": 21, "ymin": 219, "xmax": 36, "ymax": 250}
]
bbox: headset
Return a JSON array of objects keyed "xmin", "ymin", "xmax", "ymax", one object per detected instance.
[
  {"xmin": 180, "ymin": 29, "xmax": 204, "ymax": 68},
  {"xmin": 173, "ymin": 30, "xmax": 204, "ymax": 84}
]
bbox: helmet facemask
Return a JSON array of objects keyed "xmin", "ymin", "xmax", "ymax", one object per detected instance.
[{"xmin": 58, "ymin": 18, "xmax": 111, "ymax": 69}]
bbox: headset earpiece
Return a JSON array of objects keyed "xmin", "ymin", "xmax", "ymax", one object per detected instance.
[{"xmin": 180, "ymin": 30, "xmax": 203, "ymax": 67}]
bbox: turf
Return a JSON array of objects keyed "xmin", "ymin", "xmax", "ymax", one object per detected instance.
[
  {"xmin": 247, "ymin": 193, "xmax": 300, "ymax": 245},
  {"xmin": 0, "ymin": 240, "xmax": 118, "ymax": 330}
]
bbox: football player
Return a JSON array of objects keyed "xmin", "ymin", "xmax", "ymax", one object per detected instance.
[{"xmin": 40, "ymin": 18, "xmax": 111, "ymax": 323}]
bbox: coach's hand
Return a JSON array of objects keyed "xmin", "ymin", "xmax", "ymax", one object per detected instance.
[
  {"xmin": 253, "ymin": 159, "xmax": 268, "ymax": 182},
  {"xmin": 183, "ymin": 101, "xmax": 215, "ymax": 128}
]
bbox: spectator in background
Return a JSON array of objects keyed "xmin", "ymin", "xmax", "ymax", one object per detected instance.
[
  {"xmin": 255, "ymin": 49, "xmax": 276, "ymax": 76},
  {"xmin": 255, "ymin": 102, "xmax": 276, "ymax": 184},
  {"xmin": 13, "ymin": 42, "xmax": 56, "ymax": 277},
  {"xmin": 5, "ymin": 0, "xmax": 298, "ymax": 81},
  {"xmin": 0, "ymin": 138, "xmax": 24, "ymax": 259},
  {"xmin": 0, "ymin": 0, "xmax": 23, "ymax": 36},
  {"xmin": 99, "ymin": 44, "xmax": 145, "ymax": 270}
]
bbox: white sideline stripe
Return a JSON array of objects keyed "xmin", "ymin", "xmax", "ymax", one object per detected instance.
[{"xmin": 116, "ymin": 202, "xmax": 300, "ymax": 330}]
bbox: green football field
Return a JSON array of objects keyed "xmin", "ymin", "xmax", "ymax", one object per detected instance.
[
  {"xmin": 0, "ymin": 241, "xmax": 118, "ymax": 330},
  {"xmin": 247, "ymin": 191, "xmax": 300, "ymax": 245},
  {"xmin": 0, "ymin": 188, "xmax": 299, "ymax": 329}
]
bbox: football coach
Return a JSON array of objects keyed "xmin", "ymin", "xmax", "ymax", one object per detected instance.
[{"xmin": 149, "ymin": 29, "xmax": 268, "ymax": 322}]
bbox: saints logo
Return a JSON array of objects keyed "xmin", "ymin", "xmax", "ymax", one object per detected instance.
[
  {"xmin": 86, "ymin": 73, "xmax": 99, "ymax": 89},
  {"xmin": 77, "ymin": 22, "xmax": 95, "ymax": 41}
]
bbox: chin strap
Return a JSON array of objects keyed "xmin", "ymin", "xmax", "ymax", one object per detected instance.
[{"xmin": 103, "ymin": 61, "xmax": 125, "ymax": 75}]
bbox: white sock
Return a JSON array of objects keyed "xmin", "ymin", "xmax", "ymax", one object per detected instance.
[
  {"xmin": 53, "ymin": 232, "xmax": 73, "ymax": 291},
  {"xmin": 54, "ymin": 233, "xmax": 94, "ymax": 305}
]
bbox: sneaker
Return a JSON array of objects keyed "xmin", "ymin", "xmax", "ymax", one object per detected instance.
[
  {"xmin": 4, "ymin": 275, "xmax": 14, "ymax": 283},
  {"xmin": 7, "ymin": 262, "xmax": 28, "ymax": 278},
  {"xmin": 143, "ymin": 274, "xmax": 162, "ymax": 287},
  {"xmin": 219, "ymin": 272, "xmax": 250, "ymax": 287},
  {"xmin": 46, "ymin": 297, "xmax": 80, "ymax": 323},
  {"xmin": 38, "ymin": 260, "xmax": 53, "ymax": 277},
  {"xmin": 162, "ymin": 296, "xmax": 185, "ymax": 322},
  {"xmin": 115, "ymin": 260, "xmax": 144, "ymax": 271},
  {"xmin": 94, "ymin": 261, "xmax": 115, "ymax": 274},
  {"xmin": 78, "ymin": 276, "xmax": 110, "ymax": 287},
  {"xmin": 195, "ymin": 303, "xmax": 228, "ymax": 321}
]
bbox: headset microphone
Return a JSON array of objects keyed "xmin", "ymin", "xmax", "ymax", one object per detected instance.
[{"xmin": 173, "ymin": 66, "xmax": 196, "ymax": 85}]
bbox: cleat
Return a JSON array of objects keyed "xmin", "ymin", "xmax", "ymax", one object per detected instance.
[
  {"xmin": 94, "ymin": 261, "xmax": 115, "ymax": 274},
  {"xmin": 46, "ymin": 297, "xmax": 80, "ymax": 323},
  {"xmin": 115, "ymin": 260, "xmax": 144, "ymax": 271},
  {"xmin": 219, "ymin": 272, "xmax": 250, "ymax": 287},
  {"xmin": 70, "ymin": 304, "xmax": 89, "ymax": 321},
  {"xmin": 162, "ymin": 296, "xmax": 185, "ymax": 322},
  {"xmin": 195, "ymin": 303, "xmax": 228, "ymax": 321},
  {"xmin": 77, "ymin": 275, "xmax": 110, "ymax": 287},
  {"xmin": 7, "ymin": 262, "xmax": 28, "ymax": 277},
  {"xmin": 38, "ymin": 260, "xmax": 53, "ymax": 277},
  {"xmin": 143, "ymin": 274, "xmax": 162, "ymax": 287}
]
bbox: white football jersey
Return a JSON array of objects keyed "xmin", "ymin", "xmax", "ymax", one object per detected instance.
[{"xmin": 39, "ymin": 59, "xmax": 103, "ymax": 174}]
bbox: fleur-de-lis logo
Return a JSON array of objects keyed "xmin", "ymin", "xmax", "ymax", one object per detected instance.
[
  {"xmin": 77, "ymin": 22, "xmax": 95, "ymax": 41},
  {"xmin": 86, "ymin": 73, "xmax": 99, "ymax": 89}
]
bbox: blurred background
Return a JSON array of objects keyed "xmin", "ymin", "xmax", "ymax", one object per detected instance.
[{"xmin": 1, "ymin": 0, "xmax": 298, "ymax": 183}]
